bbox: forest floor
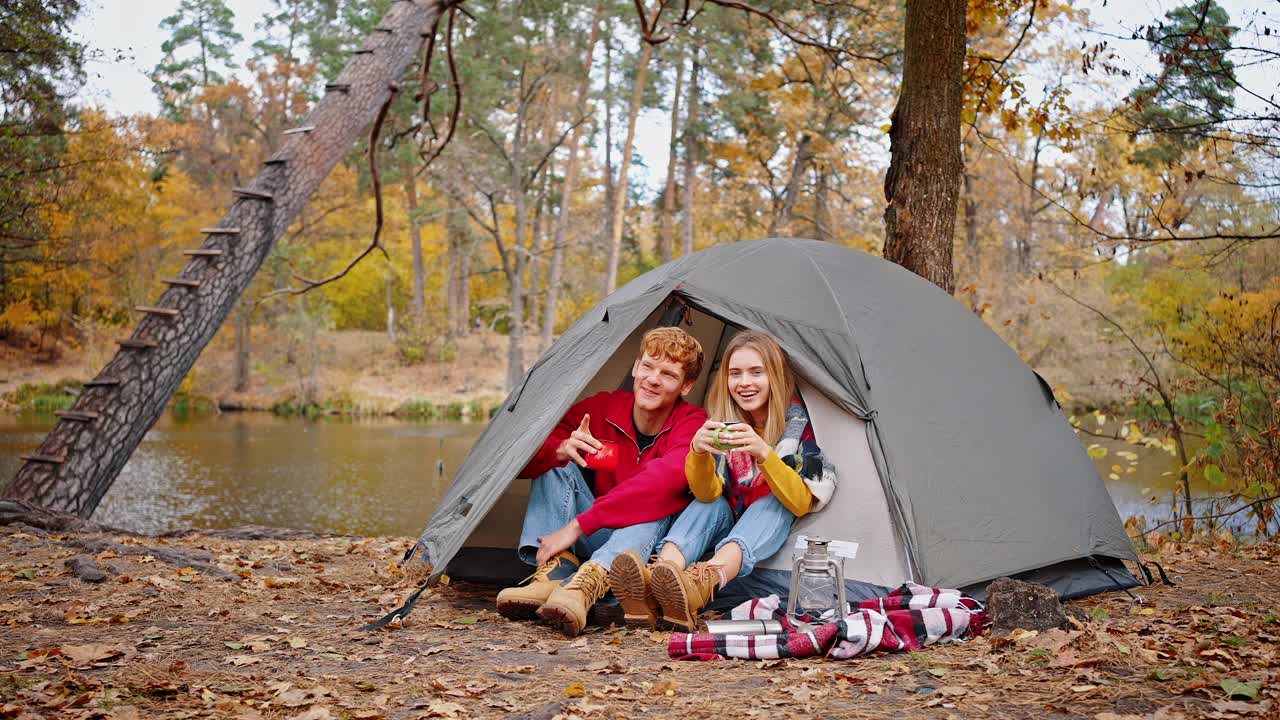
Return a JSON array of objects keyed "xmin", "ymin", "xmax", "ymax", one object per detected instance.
[{"xmin": 1, "ymin": 525, "xmax": 1277, "ymax": 719}]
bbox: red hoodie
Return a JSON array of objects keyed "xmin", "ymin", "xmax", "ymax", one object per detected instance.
[{"xmin": 520, "ymin": 390, "xmax": 707, "ymax": 536}]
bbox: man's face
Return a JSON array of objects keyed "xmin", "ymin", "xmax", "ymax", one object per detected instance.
[{"xmin": 632, "ymin": 352, "xmax": 693, "ymax": 413}]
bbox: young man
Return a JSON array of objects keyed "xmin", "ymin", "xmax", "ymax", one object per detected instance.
[{"xmin": 497, "ymin": 326, "xmax": 707, "ymax": 636}]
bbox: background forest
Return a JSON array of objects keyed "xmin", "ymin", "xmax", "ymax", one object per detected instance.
[{"xmin": 1, "ymin": 0, "xmax": 1277, "ymax": 537}]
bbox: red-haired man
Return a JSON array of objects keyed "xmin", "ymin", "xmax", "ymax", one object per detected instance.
[{"xmin": 497, "ymin": 327, "xmax": 707, "ymax": 636}]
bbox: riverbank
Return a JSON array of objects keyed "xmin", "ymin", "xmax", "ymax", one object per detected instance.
[
  {"xmin": 2, "ymin": 327, "xmax": 1135, "ymax": 421},
  {"xmin": 1, "ymin": 524, "xmax": 1276, "ymax": 718},
  {"xmin": 0, "ymin": 329, "xmax": 513, "ymax": 421}
]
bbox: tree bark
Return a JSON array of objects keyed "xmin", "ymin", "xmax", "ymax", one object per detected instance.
[
  {"xmin": 961, "ymin": 139, "xmax": 980, "ymax": 268},
  {"xmin": 814, "ymin": 167, "xmax": 833, "ymax": 242},
  {"xmin": 603, "ymin": 40, "xmax": 653, "ymax": 295},
  {"xmin": 233, "ymin": 302, "xmax": 250, "ymax": 392},
  {"xmin": 882, "ymin": 0, "xmax": 966, "ymax": 295},
  {"xmin": 1018, "ymin": 130, "xmax": 1045, "ymax": 273},
  {"xmin": 4, "ymin": 0, "xmax": 446, "ymax": 517},
  {"xmin": 385, "ymin": 265, "xmax": 397, "ymax": 344},
  {"xmin": 602, "ymin": 34, "xmax": 616, "ymax": 267},
  {"xmin": 405, "ymin": 160, "xmax": 425, "ymax": 320},
  {"xmin": 445, "ymin": 193, "xmax": 458, "ymax": 337},
  {"xmin": 681, "ymin": 43, "xmax": 700, "ymax": 257},
  {"xmin": 769, "ymin": 134, "xmax": 813, "ymax": 236},
  {"xmin": 660, "ymin": 46, "xmax": 684, "ymax": 263},
  {"xmin": 542, "ymin": 3, "xmax": 602, "ymax": 350},
  {"xmin": 457, "ymin": 238, "xmax": 470, "ymax": 337},
  {"xmin": 527, "ymin": 160, "xmax": 550, "ymax": 329},
  {"xmin": 504, "ymin": 63, "xmax": 533, "ymax": 392}
]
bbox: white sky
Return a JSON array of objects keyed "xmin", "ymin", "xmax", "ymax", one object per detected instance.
[{"xmin": 71, "ymin": 1, "xmax": 1274, "ymax": 194}]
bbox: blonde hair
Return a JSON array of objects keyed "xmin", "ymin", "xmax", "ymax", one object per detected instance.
[
  {"xmin": 638, "ymin": 326, "xmax": 705, "ymax": 384},
  {"xmin": 706, "ymin": 330, "xmax": 795, "ymax": 446}
]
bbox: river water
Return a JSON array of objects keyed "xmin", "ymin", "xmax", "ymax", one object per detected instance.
[{"xmin": 0, "ymin": 412, "xmax": 1226, "ymax": 538}]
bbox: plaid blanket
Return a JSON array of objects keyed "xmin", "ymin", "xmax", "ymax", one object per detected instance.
[{"xmin": 669, "ymin": 583, "xmax": 988, "ymax": 661}]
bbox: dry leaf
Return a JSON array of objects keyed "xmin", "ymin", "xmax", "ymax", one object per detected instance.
[
  {"xmin": 652, "ymin": 679, "xmax": 679, "ymax": 696},
  {"xmin": 565, "ymin": 682, "xmax": 586, "ymax": 698},
  {"xmin": 288, "ymin": 707, "xmax": 331, "ymax": 720},
  {"xmin": 224, "ymin": 655, "xmax": 261, "ymax": 667},
  {"xmin": 265, "ymin": 577, "xmax": 301, "ymax": 589},
  {"xmin": 62, "ymin": 644, "xmax": 122, "ymax": 664},
  {"xmin": 148, "ymin": 576, "xmax": 180, "ymax": 591},
  {"xmin": 421, "ymin": 700, "xmax": 464, "ymax": 718}
]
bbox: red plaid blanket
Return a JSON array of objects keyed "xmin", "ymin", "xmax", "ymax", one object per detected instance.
[{"xmin": 669, "ymin": 583, "xmax": 988, "ymax": 661}]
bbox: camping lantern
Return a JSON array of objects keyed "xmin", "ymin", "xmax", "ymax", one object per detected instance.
[{"xmin": 786, "ymin": 537, "xmax": 847, "ymax": 623}]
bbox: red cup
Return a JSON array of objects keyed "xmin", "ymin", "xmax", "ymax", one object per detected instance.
[{"xmin": 584, "ymin": 440, "xmax": 620, "ymax": 471}]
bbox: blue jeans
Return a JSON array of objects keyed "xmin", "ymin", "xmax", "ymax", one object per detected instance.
[
  {"xmin": 655, "ymin": 494, "xmax": 795, "ymax": 578},
  {"xmin": 517, "ymin": 464, "xmax": 672, "ymax": 570}
]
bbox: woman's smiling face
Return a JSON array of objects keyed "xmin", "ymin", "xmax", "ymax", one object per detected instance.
[{"xmin": 726, "ymin": 346, "xmax": 769, "ymax": 422}]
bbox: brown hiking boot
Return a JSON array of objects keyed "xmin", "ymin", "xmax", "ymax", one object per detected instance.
[
  {"xmin": 537, "ymin": 561, "xmax": 609, "ymax": 637},
  {"xmin": 650, "ymin": 561, "xmax": 720, "ymax": 632},
  {"xmin": 608, "ymin": 551, "xmax": 660, "ymax": 626},
  {"xmin": 496, "ymin": 552, "xmax": 579, "ymax": 621}
]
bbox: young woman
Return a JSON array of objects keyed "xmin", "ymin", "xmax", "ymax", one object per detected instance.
[{"xmin": 607, "ymin": 330, "xmax": 837, "ymax": 630}]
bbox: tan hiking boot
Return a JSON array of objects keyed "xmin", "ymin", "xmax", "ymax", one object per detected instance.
[
  {"xmin": 496, "ymin": 552, "xmax": 579, "ymax": 621},
  {"xmin": 650, "ymin": 561, "xmax": 720, "ymax": 631},
  {"xmin": 537, "ymin": 561, "xmax": 609, "ymax": 637},
  {"xmin": 608, "ymin": 550, "xmax": 660, "ymax": 626}
]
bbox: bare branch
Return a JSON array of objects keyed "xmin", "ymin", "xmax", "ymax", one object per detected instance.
[{"xmin": 257, "ymin": 87, "xmax": 398, "ymax": 305}]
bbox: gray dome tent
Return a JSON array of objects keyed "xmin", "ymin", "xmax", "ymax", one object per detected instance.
[{"xmin": 414, "ymin": 239, "xmax": 1140, "ymax": 602}]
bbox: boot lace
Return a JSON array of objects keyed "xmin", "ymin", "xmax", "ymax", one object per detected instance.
[
  {"xmin": 565, "ymin": 564, "xmax": 608, "ymax": 599},
  {"xmin": 686, "ymin": 563, "xmax": 720, "ymax": 600},
  {"xmin": 520, "ymin": 557, "xmax": 565, "ymax": 585}
]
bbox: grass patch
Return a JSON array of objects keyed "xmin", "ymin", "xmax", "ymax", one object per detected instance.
[
  {"xmin": 399, "ymin": 399, "xmax": 439, "ymax": 420},
  {"xmin": 2, "ymin": 380, "xmax": 81, "ymax": 413}
]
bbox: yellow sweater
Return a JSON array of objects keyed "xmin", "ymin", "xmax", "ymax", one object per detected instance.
[{"xmin": 686, "ymin": 444, "xmax": 814, "ymax": 516}]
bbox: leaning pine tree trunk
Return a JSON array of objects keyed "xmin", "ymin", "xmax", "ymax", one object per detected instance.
[
  {"xmin": 882, "ymin": 0, "xmax": 965, "ymax": 295},
  {"xmin": 4, "ymin": 0, "xmax": 445, "ymax": 517}
]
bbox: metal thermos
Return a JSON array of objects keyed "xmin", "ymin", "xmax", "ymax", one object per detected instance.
[{"xmin": 702, "ymin": 619, "xmax": 784, "ymax": 635}]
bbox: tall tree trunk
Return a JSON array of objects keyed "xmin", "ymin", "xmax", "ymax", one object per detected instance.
[
  {"xmin": 405, "ymin": 160, "xmax": 425, "ymax": 320},
  {"xmin": 1018, "ymin": 130, "xmax": 1045, "ymax": 273},
  {"xmin": 603, "ymin": 41, "xmax": 653, "ymax": 295},
  {"xmin": 445, "ymin": 194, "xmax": 458, "ymax": 337},
  {"xmin": 4, "ymin": 0, "xmax": 447, "ymax": 516},
  {"xmin": 602, "ymin": 34, "xmax": 616, "ymax": 263},
  {"xmin": 814, "ymin": 167, "xmax": 832, "ymax": 241},
  {"xmin": 233, "ymin": 302, "xmax": 250, "ymax": 392},
  {"xmin": 457, "ymin": 237, "xmax": 471, "ymax": 338},
  {"xmin": 385, "ymin": 265, "xmax": 397, "ymax": 344},
  {"xmin": 681, "ymin": 43, "xmax": 700, "ymax": 257},
  {"xmin": 543, "ymin": 3, "xmax": 602, "ymax": 350},
  {"xmin": 961, "ymin": 140, "xmax": 980, "ymax": 269},
  {"xmin": 527, "ymin": 161, "xmax": 550, "ymax": 329},
  {"xmin": 882, "ymin": 0, "xmax": 966, "ymax": 295},
  {"xmin": 660, "ymin": 46, "xmax": 684, "ymax": 263},
  {"xmin": 506, "ymin": 70, "xmax": 532, "ymax": 392},
  {"xmin": 769, "ymin": 134, "xmax": 813, "ymax": 236}
]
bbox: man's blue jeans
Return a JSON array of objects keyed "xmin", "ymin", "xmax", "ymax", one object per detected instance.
[
  {"xmin": 655, "ymin": 494, "xmax": 795, "ymax": 578},
  {"xmin": 517, "ymin": 464, "xmax": 672, "ymax": 570}
]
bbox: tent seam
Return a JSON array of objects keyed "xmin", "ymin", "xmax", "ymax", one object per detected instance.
[{"xmin": 796, "ymin": 242, "xmax": 925, "ymax": 584}]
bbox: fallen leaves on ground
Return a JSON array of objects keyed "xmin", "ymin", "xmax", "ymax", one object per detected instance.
[{"xmin": 1, "ymin": 529, "xmax": 1277, "ymax": 718}]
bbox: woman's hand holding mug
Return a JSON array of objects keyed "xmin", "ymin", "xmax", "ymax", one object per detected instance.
[
  {"xmin": 692, "ymin": 419, "xmax": 748, "ymax": 456},
  {"xmin": 723, "ymin": 423, "xmax": 770, "ymax": 461}
]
